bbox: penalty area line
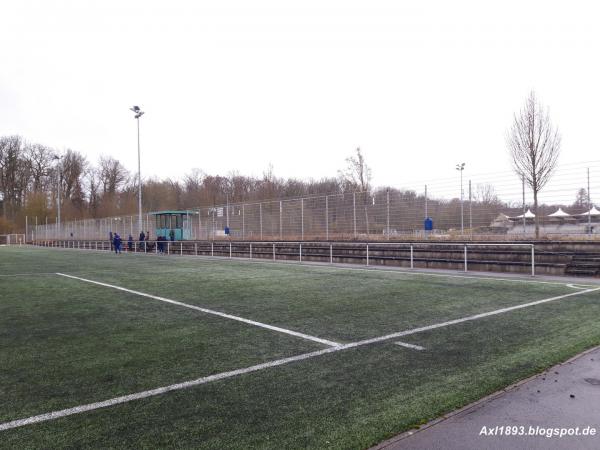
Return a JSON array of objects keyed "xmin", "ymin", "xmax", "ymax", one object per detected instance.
[
  {"xmin": 395, "ymin": 341, "xmax": 426, "ymax": 351},
  {"xmin": 2, "ymin": 283, "xmax": 598, "ymax": 432},
  {"xmin": 55, "ymin": 273, "xmax": 341, "ymax": 348}
]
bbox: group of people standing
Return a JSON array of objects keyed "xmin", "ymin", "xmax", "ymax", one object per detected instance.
[
  {"xmin": 108, "ymin": 229, "xmax": 175, "ymax": 255},
  {"xmin": 109, "ymin": 230, "xmax": 151, "ymax": 254}
]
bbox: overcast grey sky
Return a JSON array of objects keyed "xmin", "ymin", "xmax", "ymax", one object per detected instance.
[{"xmin": 1, "ymin": 0, "xmax": 599, "ymax": 189}]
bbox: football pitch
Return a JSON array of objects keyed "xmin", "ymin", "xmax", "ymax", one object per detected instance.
[{"xmin": 2, "ymin": 246, "xmax": 600, "ymax": 449}]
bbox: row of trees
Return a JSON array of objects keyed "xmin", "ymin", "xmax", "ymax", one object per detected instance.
[{"xmin": 0, "ymin": 138, "xmax": 376, "ymax": 233}]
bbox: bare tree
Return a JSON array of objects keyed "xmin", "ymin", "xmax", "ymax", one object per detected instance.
[
  {"xmin": 25, "ymin": 143, "xmax": 55, "ymax": 192},
  {"xmin": 573, "ymin": 188, "xmax": 588, "ymax": 209},
  {"xmin": 474, "ymin": 183, "xmax": 500, "ymax": 206},
  {"xmin": 507, "ymin": 91, "xmax": 561, "ymax": 238},
  {"xmin": 0, "ymin": 135, "xmax": 29, "ymax": 219},
  {"xmin": 60, "ymin": 150, "xmax": 87, "ymax": 201},
  {"xmin": 98, "ymin": 156, "xmax": 129, "ymax": 195},
  {"xmin": 339, "ymin": 147, "xmax": 372, "ymax": 235}
]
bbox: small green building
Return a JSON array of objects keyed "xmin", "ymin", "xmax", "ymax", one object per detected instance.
[{"xmin": 151, "ymin": 210, "xmax": 197, "ymax": 241}]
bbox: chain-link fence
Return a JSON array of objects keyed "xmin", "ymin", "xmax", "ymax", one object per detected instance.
[{"xmin": 28, "ymin": 161, "xmax": 600, "ymax": 241}]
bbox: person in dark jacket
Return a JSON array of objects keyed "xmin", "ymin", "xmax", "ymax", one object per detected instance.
[
  {"xmin": 169, "ymin": 229, "xmax": 175, "ymax": 242},
  {"xmin": 139, "ymin": 231, "xmax": 145, "ymax": 242},
  {"xmin": 113, "ymin": 233, "xmax": 122, "ymax": 254},
  {"xmin": 109, "ymin": 231, "xmax": 114, "ymax": 251},
  {"xmin": 127, "ymin": 235, "xmax": 133, "ymax": 252}
]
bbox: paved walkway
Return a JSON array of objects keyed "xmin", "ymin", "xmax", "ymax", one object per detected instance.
[{"xmin": 374, "ymin": 346, "xmax": 600, "ymax": 450}]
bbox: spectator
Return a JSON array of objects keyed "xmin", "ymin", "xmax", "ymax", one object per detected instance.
[
  {"xmin": 169, "ymin": 229, "xmax": 175, "ymax": 242},
  {"xmin": 139, "ymin": 231, "xmax": 145, "ymax": 242},
  {"xmin": 109, "ymin": 231, "xmax": 113, "ymax": 251},
  {"xmin": 127, "ymin": 235, "xmax": 133, "ymax": 252},
  {"xmin": 113, "ymin": 233, "xmax": 122, "ymax": 254}
]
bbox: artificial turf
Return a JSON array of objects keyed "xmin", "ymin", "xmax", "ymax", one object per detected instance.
[{"xmin": 1, "ymin": 246, "xmax": 600, "ymax": 449}]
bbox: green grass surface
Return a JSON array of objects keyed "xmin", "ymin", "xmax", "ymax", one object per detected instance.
[{"xmin": 1, "ymin": 246, "xmax": 600, "ymax": 449}]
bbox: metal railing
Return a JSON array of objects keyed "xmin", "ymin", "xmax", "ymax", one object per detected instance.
[{"xmin": 32, "ymin": 239, "xmax": 536, "ymax": 276}]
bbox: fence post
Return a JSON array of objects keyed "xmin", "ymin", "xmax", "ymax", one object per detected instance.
[
  {"xmin": 299, "ymin": 243, "xmax": 302, "ymax": 262},
  {"xmin": 353, "ymin": 192, "xmax": 357, "ymax": 238},
  {"xmin": 410, "ymin": 244, "xmax": 414, "ymax": 269},
  {"xmin": 531, "ymin": 245, "xmax": 535, "ymax": 276},
  {"xmin": 211, "ymin": 242, "xmax": 214, "ymax": 257},
  {"xmin": 301, "ymin": 198, "xmax": 304, "ymax": 241},
  {"xmin": 464, "ymin": 245, "xmax": 468, "ymax": 272},
  {"xmin": 242, "ymin": 204, "xmax": 245, "ymax": 240},
  {"xmin": 588, "ymin": 168, "xmax": 592, "ymax": 237},
  {"xmin": 260, "ymin": 203, "xmax": 263, "ymax": 240},
  {"xmin": 180, "ymin": 242, "xmax": 183, "ymax": 255},
  {"xmin": 195, "ymin": 242, "xmax": 198, "ymax": 256},
  {"xmin": 250, "ymin": 243, "xmax": 253, "ymax": 259},
  {"xmin": 386, "ymin": 189, "xmax": 390, "ymax": 240},
  {"xmin": 273, "ymin": 243, "xmax": 276, "ymax": 261},
  {"xmin": 330, "ymin": 243, "xmax": 333, "ymax": 264},
  {"xmin": 325, "ymin": 195, "xmax": 329, "ymax": 240},
  {"xmin": 366, "ymin": 243, "xmax": 369, "ymax": 266},
  {"xmin": 168, "ymin": 242, "xmax": 170, "ymax": 255},
  {"xmin": 230, "ymin": 242, "xmax": 232, "ymax": 259},
  {"xmin": 279, "ymin": 201, "xmax": 283, "ymax": 240},
  {"xmin": 469, "ymin": 180, "xmax": 472, "ymax": 232}
]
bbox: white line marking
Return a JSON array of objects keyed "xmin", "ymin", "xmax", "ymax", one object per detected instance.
[
  {"xmin": 56, "ymin": 273, "xmax": 341, "ymax": 348},
  {"xmin": 0, "ymin": 346, "xmax": 339, "ymax": 431},
  {"xmin": 3, "ymin": 284, "xmax": 599, "ymax": 432},
  {"xmin": 395, "ymin": 341, "xmax": 425, "ymax": 351},
  {"xmin": 0, "ymin": 273, "xmax": 57, "ymax": 278},
  {"xmin": 340, "ymin": 286, "xmax": 600, "ymax": 349},
  {"xmin": 566, "ymin": 283, "xmax": 592, "ymax": 290}
]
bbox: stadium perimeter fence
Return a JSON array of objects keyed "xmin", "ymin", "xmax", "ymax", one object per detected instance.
[{"xmin": 27, "ymin": 161, "xmax": 600, "ymax": 242}]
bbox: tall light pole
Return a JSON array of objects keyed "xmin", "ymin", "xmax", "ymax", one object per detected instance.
[
  {"xmin": 130, "ymin": 106, "xmax": 145, "ymax": 233},
  {"xmin": 456, "ymin": 163, "xmax": 465, "ymax": 234},
  {"xmin": 52, "ymin": 154, "xmax": 62, "ymax": 238}
]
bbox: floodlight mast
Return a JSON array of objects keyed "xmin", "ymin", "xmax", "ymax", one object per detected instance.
[
  {"xmin": 456, "ymin": 163, "xmax": 465, "ymax": 234},
  {"xmin": 130, "ymin": 106, "xmax": 145, "ymax": 233}
]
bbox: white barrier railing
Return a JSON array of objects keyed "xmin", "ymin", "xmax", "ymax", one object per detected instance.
[{"xmin": 32, "ymin": 239, "xmax": 537, "ymax": 276}]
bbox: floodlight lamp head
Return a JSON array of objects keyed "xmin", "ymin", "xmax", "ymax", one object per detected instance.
[{"xmin": 131, "ymin": 105, "xmax": 140, "ymax": 112}]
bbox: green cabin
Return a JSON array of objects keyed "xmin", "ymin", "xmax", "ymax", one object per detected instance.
[{"xmin": 151, "ymin": 210, "xmax": 196, "ymax": 241}]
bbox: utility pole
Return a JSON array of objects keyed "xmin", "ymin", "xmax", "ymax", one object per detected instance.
[
  {"xmin": 456, "ymin": 163, "xmax": 465, "ymax": 234},
  {"xmin": 588, "ymin": 168, "xmax": 592, "ymax": 236},
  {"xmin": 522, "ymin": 174, "xmax": 526, "ymax": 233}
]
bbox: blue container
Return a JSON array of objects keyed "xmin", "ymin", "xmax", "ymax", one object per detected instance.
[{"xmin": 424, "ymin": 217, "xmax": 433, "ymax": 231}]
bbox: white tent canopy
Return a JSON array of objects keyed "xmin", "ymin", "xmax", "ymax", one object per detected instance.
[
  {"xmin": 576, "ymin": 206, "xmax": 600, "ymax": 216},
  {"xmin": 513, "ymin": 209, "xmax": 535, "ymax": 219},
  {"xmin": 548, "ymin": 208, "xmax": 571, "ymax": 217}
]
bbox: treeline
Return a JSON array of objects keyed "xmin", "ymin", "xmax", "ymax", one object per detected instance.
[
  {"xmin": 0, "ymin": 135, "xmax": 361, "ymax": 233},
  {"xmin": 2, "ymin": 135, "xmax": 535, "ymax": 235}
]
